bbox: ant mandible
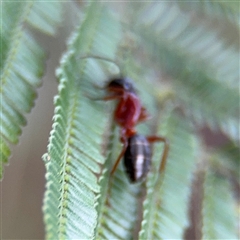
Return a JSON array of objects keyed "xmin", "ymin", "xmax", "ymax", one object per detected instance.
[{"xmin": 80, "ymin": 56, "xmax": 169, "ymax": 183}]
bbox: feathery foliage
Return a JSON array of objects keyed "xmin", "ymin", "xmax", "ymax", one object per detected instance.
[
  {"xmin": 139, "ymin": 112, "xmax": 198, "ymax": 239},
  {"xmin": 131, "ymin": 2, "xmax": 239, "ymax": 141},
  {"xmin": 176, "ymin": 0, "xmax": 240, "ymax": 31},
  {"xmin": 43, "ymin": 3, "xmax": 122, "ymax": 239},
  {"xmin": 0, "ymin": 1, "xmax": 62, "ymax": 179},
  {"xmin": 2, "ymin": 1, "xmax": 239, "ymax": 239},
  {"xmin": 43, "ymin": 2, "xmax": 239, "ymax": 238},
  {"xmin": 202, "ymin": 170, "xmax": 238, "ymax": 239}
]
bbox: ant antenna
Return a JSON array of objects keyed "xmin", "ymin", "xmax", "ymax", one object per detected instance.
[{"xmin": 77, "ymin": 54, "xmax": 124, "ymax": 76}]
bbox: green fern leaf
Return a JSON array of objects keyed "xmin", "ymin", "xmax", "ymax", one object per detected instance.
[
  {"xmin": 0, "ymin": 1, "xmax": 62, "ymax": 179},
  {"xmin": 43, "ymin": 3, "xmax": 123, "ymax": 239},
  {"xmin": 139, "ymin": 112, "xmax": 198, "ymax": 239},
  {"xmin": 176, "ymin": 1, "xmax": 240, "ymax": 30},
  {"xmin": 131, "ymin": 2, "xmax": 239, "ymax": 142},
  {"xmin": 26, "ymin": 1, "xmax": 62, "ymax": 35},
  {"xmin": 2, "ymin": 1, "xmax": 237, "ymax": 238},
  {"xmin": 202, "ymin": 170, "xmax": 238, "ymax": 239}
]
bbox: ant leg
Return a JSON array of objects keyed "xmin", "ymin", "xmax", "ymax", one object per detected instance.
[
  {"xmin": 147, "ymin": 136, "xmax": 169, "ymax": 174},
  {"xmin": 106, "ymin": 136, "xmax": 127, "ymax": 206},
  {"xmin": 110, "ymin": 138, "xmax": 128, "ymax": 176},
  {"xmin": 137, "ymin": 107, "xmax": 151, "ymax": 123}
]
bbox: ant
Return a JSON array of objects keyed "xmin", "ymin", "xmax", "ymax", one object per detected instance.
[
  {"xmin": 80, "ymin": 56, "xmax": 169, "ymax": 183},
  {"xmin": 103, "ymin": 78, "xmax": 169, "ymax": 183}
]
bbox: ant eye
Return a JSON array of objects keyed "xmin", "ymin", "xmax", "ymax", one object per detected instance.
[{"xmin": 123, "ymin": 79, "xmax": 135, "ymax": 93}]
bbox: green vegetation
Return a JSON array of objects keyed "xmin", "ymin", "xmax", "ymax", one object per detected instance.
[{"xmin": 1, "ymin": 1, "xmax": 239, "ymax": 239}]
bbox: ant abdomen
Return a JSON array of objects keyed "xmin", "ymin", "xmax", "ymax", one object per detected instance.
[{"xmin": 123, "ymin": 134, "xmax": 151, "ymax": 183}]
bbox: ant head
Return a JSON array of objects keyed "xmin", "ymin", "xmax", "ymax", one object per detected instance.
[{"xmin": 106, "ymin": 77, "xmax": 136, "ymax": 94}]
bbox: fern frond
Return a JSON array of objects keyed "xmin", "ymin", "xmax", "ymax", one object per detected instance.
[
  {"xmin": 43, "ymin": 3, "xmax": 123, "ymax": 239},
  {"xmin": 0, "ymin": 1, "xmax": 62, "ymax": 179},
  {"xmin": 139, "ymin": 112, "xmax": 198, "ymax": 239},
  {"xmin": 177, "ymin": 1, "xmax": 240, "ymax": 30},
  {"xmin": 202, "ymin": 170, "xmax": 238, "ymax": 239},
  {"xmin": 130, "ymin": 2, "xmax": 239, "ymax": 142},
  {"xmin": 26, "ymin": 1, "xmax": 62, "ymax": 35}
]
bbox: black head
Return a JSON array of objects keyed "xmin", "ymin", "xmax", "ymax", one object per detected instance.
[{"xmin": 106, "ymin": 77, "xmax": 135, "ymax": 93}]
